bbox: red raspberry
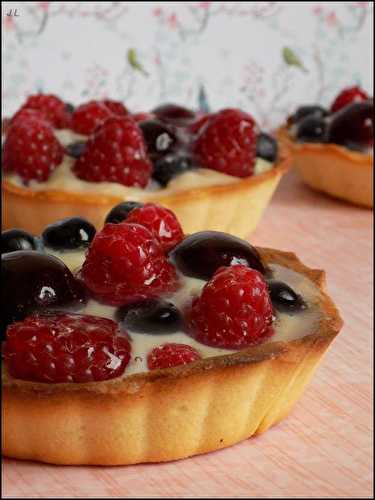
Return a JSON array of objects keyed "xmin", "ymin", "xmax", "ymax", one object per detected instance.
[
  {"xmin": 126, "ymin": 203, "xmax": 184, "ymax": 252},
  {"xmin": 193, "ymin": 108, "xmax": 258, "ymax": 177},
  {"xmin": 12, "ymin": 94, "xmax": 72, "ymax": 129},
  {"xmin": 2, "ymin": 114, "xmax": 64, "ymax": 182},
  {"xmin": 72, "ymin": 100, "xmax": 113, "ymax": 135},
  {"xmin": 189, "ymin": 113, "xmax": 211, "ymax": 134},
  {"xmin": 186, "ymin": 265, "xmax": 274, "ymax": 349},
  {"xmin": 147, "ymin": 343, "xmax": 201, "ymax": 370},
  {"xmin": 331, "ymin": 86, "xmax": 369, "ymax": 113},
  {"xmin": 81, "ymin": 222, "xmax": 179, "ymax": 306},
  {"xmin": 3, "ymin": 313, "xmax": 131, "ymax": 383},
  {"xmin": 102, "ymin": 99, "xmax": 129, "ymax": 116},
  {"xmin": 133, "ymin": 112, "xmax": 155, "ymax": 123},
  {"xmin": 73, "ymin": 116, "xmax": 152, "ymax": 188}
]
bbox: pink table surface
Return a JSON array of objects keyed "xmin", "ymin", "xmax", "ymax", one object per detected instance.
[{"xmin": 2, "ymin": 170, "xmax": 373, "ymax": 498}]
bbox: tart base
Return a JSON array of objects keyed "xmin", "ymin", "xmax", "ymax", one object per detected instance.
[
  {"xmin": 2, "ymin": 248, "xmax": 343, "ymax": 466},
  {"xmin": 278, "ymin": 127, "xmax": 373, "ymax": 208},
  {"xmin": 2, "ymin": 156, "xmax": 290, "ymax": 238}
]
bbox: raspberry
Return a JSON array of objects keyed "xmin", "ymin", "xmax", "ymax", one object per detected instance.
[
  {"xmin": 81, "ymin": 222, "xmax": 179, "ymax": 306},
  {"xmin": 186, "ymin": 265, "xmax": 274, "ymax": 349},
  {"xmin": 330, "ymin": 86, "xmax": 369, "ymax": 113},
  {"xmin": 72, "ymin": 100, "xmax": 113, "ymax": 135},
  {"xmin": 189, "ymin": 113, "xmax": 211, "ymax": 134},
  {"xmin": 3, "ymin": 313, "xmax": 131, "ymax": 383},
  {"xmin": 193, "ymin": 108, "xmax": 258, "ymax": 177},
  {"xmin": 126, "ymin": 203, "xmax": 184, "ymax": 252},
  {"xmin": 3, "ymin": 114, "xmax": 64, "ymax": 182},
  {"xmin": 133, "ymin": 112, "xmax": 155, "ymax": 123},
  {"xmin": 12, "ymin": 94, "xmax": 72, "ymax": 129},
  {"xmin": 102, "ymin": 99, "xmax": 129, "ymax": 117},
  {"xmin": 73, "ymin": 116, "xmax": 152, "ymax": 188},
  {"xmin": 147, "ymin": 343, "xmax": 201, "ymax": 370}
]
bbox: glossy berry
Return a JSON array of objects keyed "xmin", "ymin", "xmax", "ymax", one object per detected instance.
[
  {"xmin": 290, "ymin": 105, "xmax": 328, "ymax": 124},
  {"xmin": 81, "ymin": 222, "xmax": 179, "ymax": 306},
  {"xmin": 102, "ymin": 99, "xmax": 128, "ymax": 116},
  {"xmin": 3, "ymin": 313, "xmax": 131, "ymax": 383},
  {"xmin": 1, "ymin": 251, "xmax": 86, "ymax": 338},
  {"xmin": 267, "ymin": 280, "xmax": 306, "ymax": 313},
  {"xmin": 193, "ymin": 108, "xmax": 258, "ymax": 177},
  {"xmin": 132, "ymin": 112, "xmax": 155, "ymax": 123},
  {"xmin": 139, "ymin": 119, "xmax": 177, "ymax": 161},
  {"xmin": 2, "ymin": 229, "xmax": 37, "ymax": 254},
  {"xmin": 42, "ymin": 217, "xmax": 96, "ymax": 250},
  {"xmin": 295, "ymin": 115, "xmax": 327, "ymax": 143},
  {"xmin": 65, "ymin": 141, "xmax": 86, "ymax": 159},
  {"xmin": 170, "ymin": 231, "xmax": 265, "ymax": 280},
  {"xmin": 256, "ymin": 132, "xmax": 278, "ymax": 162},
  {"xmin": 152, "ymin": 103, "xmax": 196, "ymax": 126},
  {"xmin": 73, "ymin": 116, "xmax": 153, "ymax": 188},
  {"xmin": 72, "ymin": 100, "xmax": 113, "ymax": 135},
  {"xmin": 327, "ymin": 100, "xmax": 373, "ymax": 148},
  {"xmin": 330, "ymin": 86, "xmax": 369, "ymax": 113},
  {"xmin": 3, "ymin": 114, "xmax": 64, "ymax": 182},
  {"xmin": 186, "ymin": 265, "xmax": 274, "ymax": 349},
  {"xmin": 11, "ymin": 94, "xmax": 72, "ymax": 129},
  {"xmin": 126, "ymin": 203, "xmax": 184, "ymax": 252},
  {"xmin": 105, "ymin": 201, "xmax": 144, "ymax": 224},
  {"xmin": 147, "ymin": 343, "xmax": 201, "ymax": 370},
  {"xmin": 117, "ymin": 299, "xmax": 183, "ymax": 334},
  {"xmin": 153, "ymin": 153, "xmax": 194, "ymax": 186},
  {"xmin": 189, "ymin": 114, "xmax": 211, "ymax": 134}
]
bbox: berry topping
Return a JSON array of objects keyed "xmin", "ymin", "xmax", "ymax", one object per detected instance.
[
  {"xmin": 170, "ymin": 231, "xmax": 265, "ymax": 280},
  {"xmin": 3, "ymin": 114, "xmax": 64, "ymax": 182},
  {"xmin": 132, "ymin": 112, "xmax": 155, "ymax": 123},
  {"xmin": 139, "ymin": 119, "xmax": 177, "ymax": 161},
  {"xmin": 2, "ymin": 229, "xmax": 38, "ymax": 254},
  {"xmin": 330, "ymin": 86, "xmax": 369, "ymax": 113},
  {"xmin": 65, "ymin": 141, "xmax": 87, "ymax": 159},
  {"xmin": 295, "ymin": 115, "xmax": 327, "ymax": 143},
  {"xmin": 186, "ymin": 265, "xmax": 274, "ymax": 349},
  {"xmin": 189, "ymin": 114, "xmax": 211, "ymax": 135},
  {"xmin": 327, "ymin": 100, "xmax": 373, "ymax": 149},
  {"xmin": 147, "ymin": 343, "xmax": 201, "ymax": 370},
  {"xmin": 193, "ymin": 108, "xmax": 258, "ymax": 177},
  {"xmin": 102, "ymin": 99, "xmax": 128, "ymax": 117},
  {"xmin": 256, "ymin": 132, "xmax": 278, "ymax": 162},
  {"xmin": 105, "ymin": 201, "xmax": 144, "ymax": 225},
  {"xmin": 1, "ymin": 251, "xmax": 86, "ymax": 338},
  {"xmin": 289, "ymin": 105, "xmax": 328, "ymax": 125},
  {"xmin": 71, "ymin": 100, "xmax": 113, "ymax": 135},
  {"xmin": 73, "ymin": 116, "xmax": 153, "ymax": 188},
  {"xmin": 267, "ymin": 280, "xmax": 306, "ymax": 314},
  {"xmin": 126, "ymin": 203, "xmax": 184, "ymax": 252},
  {"xmin": 153, "ymin": 153, "xmax": 194, "ymax": 186},
  {"xmin": 3, "ymin": 313, "xmax": 131, "ymax": 383},
  {"xmin": 81, "ymin": 222, "xmax": 179, "ymax": 306},
  {"xmin": 152, "ymin": 103, "xmax": 196, "ymax": 126},
  {"xmin": 11, "ymin": 94, "xmax": 72, "ymax": 129},
  {"xmin": 42, "ymin": 217, "xmax": 96, "ymax": 250},
  {"xmin": 117, "ymin": 299, "xmax": 183, "ymax": 334}
]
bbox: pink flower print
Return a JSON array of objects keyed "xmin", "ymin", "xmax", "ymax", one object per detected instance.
[
  {"xmin": 38, "ymin": 2, "xmax": 50, "ymax": 11},
  {"xmin": 4, "ymin": 16, "xmax": 15, "ymax": 31},
  {"xmin": 167, "ymin": 13, "xmax": 178, "ymax": 29},
  {"xmin": 198, "ymin": 1, "xmax": 212, "ymax": 9},
  {"xmin": 313, "ymin": 5, "xmax": 323, "ymax": 16},
  {"xmin": 153, "ymin": 7, "xmax": 162, "ymax": 17},
  {"xmin": 326, "ymin": 11, "xmax": 338, "ymax": 26}
]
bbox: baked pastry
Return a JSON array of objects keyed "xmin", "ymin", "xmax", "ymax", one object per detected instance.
[
  {"xmin": 2, "ymin": 96, "xmax": 290, "ymax": 237},
  {"xmin": 2, "ymin": 203, "xmax": 342, "ymax": 465},
  {"xmin": 278, "ymin": 86, "xmax": 373, "ymax": 207}
]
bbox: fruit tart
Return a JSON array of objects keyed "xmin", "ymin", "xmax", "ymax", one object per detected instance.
[
  {"xmin": 2, "ymin": 96, "xmax": 290, "ymax": 238},
  {"xmin": 2, "ymin": 203, "xmax": 342, "ymax": 465},
  {"xmin": 278, "ymin": 86, "xmax": 373, "ymax": 207}
]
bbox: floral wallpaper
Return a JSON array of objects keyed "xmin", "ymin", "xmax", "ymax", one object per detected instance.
[{"xmin": 2, "ymin": 1, "xmax": 373, "ymax": 129}]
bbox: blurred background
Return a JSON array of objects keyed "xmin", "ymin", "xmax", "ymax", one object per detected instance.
[{"xmin": 2, "ymin": 1, "xmax": 374, "ymax": 129}]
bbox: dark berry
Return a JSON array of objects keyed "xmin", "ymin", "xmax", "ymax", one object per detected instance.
[
  {"xmin": 290, "ymin": 105, "xmax": 328, "ymax": 124},
  {"xmin": 152, "ymin": 103, "xmax": 196, "ymax": 126},
  {"xmin": 256, "ymin": 133, "xmax": 278, "ymax": 162},
  {"xmin": 104, "ymin": 201, "xmax": 144, "ymax": 225},
  {"xmin": 42, "ymin": 217, "xmax": 96, "ymax": 250},
  {"xmin": 2, "ymin": 229, "xmax": 37, "ymax": 254},
  {"xmin": 65, "ymin": 102, "xmax": 75, "ymax": 113},
  {"xmin": 117, "ymin": 299, "xmax": 183, "ymax": 334},
  {"xmin": 295, "ymin": 115, "xmax": 327, "ymax": 143},
  {"xmin": 153, "ymin": 153, "xmax": 194, "ymax": 186},
  {"xmin": 139, "ymin": 119, "xmax": 177, "ymax": 161},
  {"xmin": 267, "ymin": 280, "xmax": 306, "ymax": 313},
  {"xmin": 170, "ymin": 231, "xmax": 266, "ymax": 280},
  {"xmin": 65, "ymin": 141, "xmax": 87, "ymax": 159},
  {"xmin": 327, "ymin": 100, "xmax": 373, "ymax": 149},
  {"xmin": 1, "ymin": 251, "xmax": 86, "ymax": 338}
]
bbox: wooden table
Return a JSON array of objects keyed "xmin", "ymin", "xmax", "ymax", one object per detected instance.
[{"xmin": 2, "ymin": 170, "xmax": 373, "ymax": 498}]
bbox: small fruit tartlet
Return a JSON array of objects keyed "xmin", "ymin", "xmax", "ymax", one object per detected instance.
[
  {"xmin": 2, "ymin": 96, "xmax": 290, "ymax": 238},
  {"xmin": 2, "ymin": 203, "xmax": 342, "ymax": 465},
  {"xmin": 278, "ymin": 86, "xmax": 373, "ymax": 207}
]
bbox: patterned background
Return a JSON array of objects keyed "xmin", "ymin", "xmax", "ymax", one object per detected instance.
[{"xmin": 2, "ymin": 1, "xmax": 373, "ymax": 129}]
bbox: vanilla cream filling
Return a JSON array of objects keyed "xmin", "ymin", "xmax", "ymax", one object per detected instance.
[
  {"xmin": 49, "ymin": 247, "xmax": 322, "ymax": 377},
  {"xmin": 5, "ymin": 128, "xmax": 273, "ymax": 198}
]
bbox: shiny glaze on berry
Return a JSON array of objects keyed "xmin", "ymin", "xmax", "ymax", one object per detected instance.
[
  {"xmin": 152, "ymin": 103, "xmax": 196, "ymax": 126},
  {"xmin": 152, "ymin": 153, "xmax": 194, "ymax": 186},
  {"xmin": 256, "ymin": 133, "xmax": 278, "ymax": 162},
  {"xmin": 2, "ymin": 229, "xmax": 38, "ymax": 254},
  {"xmin": 42, "ymin": 217, "xmax": 96, "ymax": 250},
  {"xmin": 290, "ymin": 105, "xmax": 328, "ymax": 124},
  {"xmin": 267, "ymin": 279, "xmax": 306, "ymax": 313},
  {"xmin": 139, "ymin": 119, "xmax": 177, "ymax": 161},
  {"xmin": 65, "ymin": 141, "xmax": 87, "ymax": 159},
  {"xmin": 295, "ymin": 115, "xmax": 327, "ymax": 143},
  {"xmin": 105, "ymin": 201, "xmax": 144, "ymax": 224},
  {"xmin": 327, "ymin": 100, "xmax": 373, "ymax": 149}
]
